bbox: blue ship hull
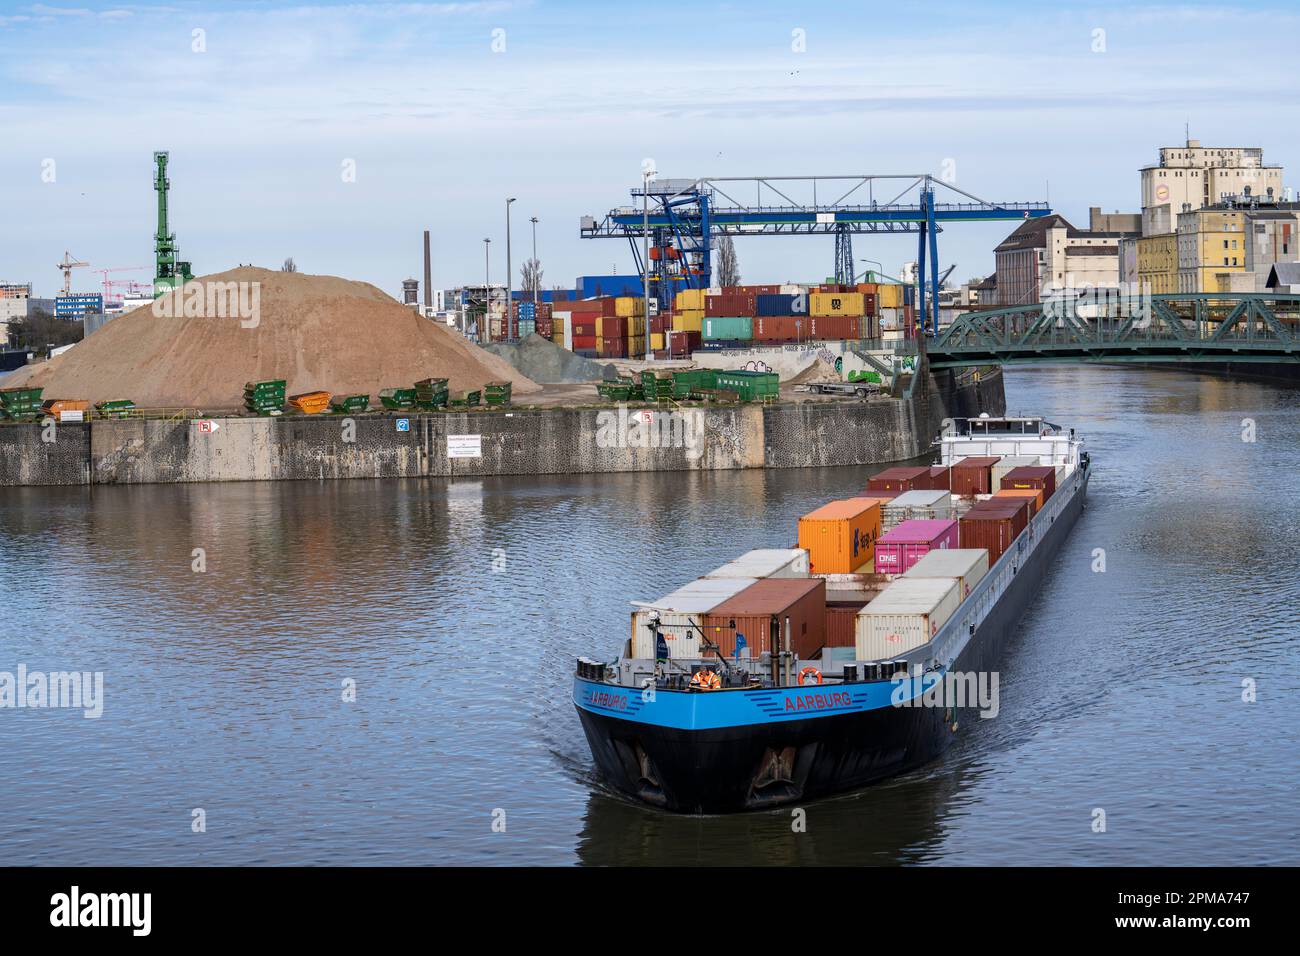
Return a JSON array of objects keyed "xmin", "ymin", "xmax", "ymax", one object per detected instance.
[{"xmin": 575, "ymin": 465, "xmax": 1090, "ymax": 814}]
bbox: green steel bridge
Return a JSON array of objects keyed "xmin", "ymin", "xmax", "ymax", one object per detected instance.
[{"xmin": 927, "ymin": 293, "xmax": 1300, "ymax": 368}]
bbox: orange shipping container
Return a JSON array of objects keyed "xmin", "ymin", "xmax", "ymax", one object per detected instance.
[
  {"xmin": 994, "ymin": 487, "xmax": 1042, "ymax": 517},
  {"xmin": 797, "ymin": 498, "xmax": 882, "ymax": 574}
]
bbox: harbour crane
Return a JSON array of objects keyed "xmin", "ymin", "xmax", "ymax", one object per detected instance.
[
  {"xmin": 153, "ymin": 151, "xmax": 194, "ymax": 297},
  {"xmin": 56, "ymin": 252, "xmax": 90, "ymax": 295},
  {"xmin": 581, "ymin": 174, "xmax": 1050, "ymax": 334}
]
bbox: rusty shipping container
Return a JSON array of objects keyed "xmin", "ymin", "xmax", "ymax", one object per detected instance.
[
  {"xmin": 699, "ymin": 577, "xmax": 827, "ymax": 659},
  {"xmin": 797, "ymin": 498, "xmax": 883, "ymax": 574},
  {"xmin": 752, "ymin": 315, "xmax": 802, "ymax": 341},
  {"xmin": 928, "ymin": 465, "xmax": 951, "ymax": 490},
  {"xmin": 948, "ymin": 456, "xmax": 1001, "ymax": 496}
]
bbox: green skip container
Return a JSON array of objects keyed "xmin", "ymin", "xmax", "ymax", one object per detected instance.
[{"xmin": 713, "ymin": 369, "xmax": 779, "ymax": 402}]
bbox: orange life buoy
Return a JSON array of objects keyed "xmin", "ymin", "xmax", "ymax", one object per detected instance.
[
  {"xmin": 690, "ymin": 669, "xmax": 721, "ymax": 691},
  {"xmin": 798, "ymin": 666, "xmax": 823, "ymax": 686}
]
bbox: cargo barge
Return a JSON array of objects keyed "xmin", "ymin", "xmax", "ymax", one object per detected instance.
[{"xmin": 573, "ymin": 415, "xmax": 1090, "ymax": 813}]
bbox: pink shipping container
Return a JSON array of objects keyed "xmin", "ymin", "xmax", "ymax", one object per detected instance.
[{"xmin": 873, "ymin": 518, "xmax": 959, "ymax": 575}]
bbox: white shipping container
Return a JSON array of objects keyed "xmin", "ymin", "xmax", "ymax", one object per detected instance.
[
  {"xmin": 991, "ymin": 456, "xmax": 1040, "ymax": 490},
  {"xmin": 881, "ymin": 489, "xmax": 952, "ymax": 529},
  {"xmin": 704, "ymin": 548, "xmax": 810, "ymax": 580},
  {"xmin": 854, "ymin": 577, "xmax": 961, "ymax": 661},
  {"xmin": 902, "ymin": 548, "xmax": 989, "ymax": 599},
  {"xmin": 630, "ymin": 577, "xmax": 758, "ymax": 659}
]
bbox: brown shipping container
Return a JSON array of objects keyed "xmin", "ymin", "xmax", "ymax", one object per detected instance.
[
  {"xmin": 705, "ymin": 292, "xmax": 757, "ymax": 317},
  {"xmin": 867, "ymin": 466, "xmax": 934, "ymax": 494},
  {"xmin": 753, "ymin": 315, "xmax": 801, "ymax": 341},
  {"xmin": 949, "ymin": 456, "xmax": 1001, "ymax": 496},
  {"xmin": 928, "ymin": 466, "xmax": 951, "ymax": 490},
  {"xmin": 573, "ymin": 321, "xmax": 597, "ymax": 337},
  {"xmin": 958, "ymin": 510, "xmax": 1019, "ymax": 563},
  {"xmin": 667, "ymin": 330, "xmax": 701, "ymax": 356},
  {"xmin": 700, "ymin": 577, "xmax": 827, "ymax": 659},
  {"xmin": 994, "ymin": 488, "xmax": 1041, "ymax": 517},
  {"xmin": 1000, "ymin": 465, "xmax": 1057, "ymax": 501},
  {"xmin": 598, "ymin": 297, "xmax": 619, "ymax": 317},
  {"xmin": 808, "ymin": 315, "xmax": 859, "ymax": 340},
  {"xmin": 825, "ymin": 601, "xmax": 870, "ymax": 648},
  {"xmin": 597, "ymin": 315, "xmax": 628, "ymax": 339}
]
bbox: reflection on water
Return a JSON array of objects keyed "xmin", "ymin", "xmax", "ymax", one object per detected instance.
[{"xmin": 1, "ymin": 365, "xmax": 1297, "ymax": 865}]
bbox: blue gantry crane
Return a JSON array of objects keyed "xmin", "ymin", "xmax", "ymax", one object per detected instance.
[{"xmin": 580, "ymin": 174, "xmax": 1050, "ymax": 334}]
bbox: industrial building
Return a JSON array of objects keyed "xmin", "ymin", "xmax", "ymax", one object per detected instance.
[
  {"xmin": 1140, "ymin": 140, "xmax": 1284, "ymax": 236},
  {"xmin": 993, "ymin": 214, "xmax": 1134, "ymax": 306}
]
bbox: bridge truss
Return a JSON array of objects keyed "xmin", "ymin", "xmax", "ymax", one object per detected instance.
[{"xmin": 928, "ymin": 293, "xmax": 1300, "ymax": 367}]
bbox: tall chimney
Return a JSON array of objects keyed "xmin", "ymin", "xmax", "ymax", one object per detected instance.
[{"xmin": 422, "ymin": 230, "xmax": 432, "ymax": 311}]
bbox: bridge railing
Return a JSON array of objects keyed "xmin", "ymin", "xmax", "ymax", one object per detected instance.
[{"xmin": 931, "ymin": 293, "xmax": 1300, "ymax": 356}]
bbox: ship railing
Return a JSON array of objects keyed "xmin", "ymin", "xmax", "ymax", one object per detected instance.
[{"xmin": 929, "ymin": 462, "xmax": 1079, "ymax": 669}]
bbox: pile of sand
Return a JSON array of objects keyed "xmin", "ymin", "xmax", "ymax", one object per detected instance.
[
  {"xmin": 787, "ymin": 356, "xmax": 843, "ymax": 385},
  {"xmin": 6, "ymin": 266, "xmax": 538, "ymax": 408},
  {"xmin": 484, "ymin": 333, "xmax": 618, "ymax": 384}
]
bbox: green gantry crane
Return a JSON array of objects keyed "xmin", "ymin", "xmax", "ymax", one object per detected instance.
[{"xmin": 153, "ymin": 151, "xmax": 194, "ymax": 297}]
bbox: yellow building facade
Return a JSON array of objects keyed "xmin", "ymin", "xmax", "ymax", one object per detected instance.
[
  {"xmin": 1135, "ymin": 234, "xmax": 1178, "ymax": 294},
  {"xmin": 1176, "ymin": 209, "xmax": 1247, "ymax": 293}
]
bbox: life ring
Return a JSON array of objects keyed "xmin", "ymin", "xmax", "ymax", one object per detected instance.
[
  {"xmin": 798, "ymin": 667, "xmax": 823, "ymax": 686},
  {"xmin": 690, "ymin": 669, "xmax": 721, "ymax": 691}
]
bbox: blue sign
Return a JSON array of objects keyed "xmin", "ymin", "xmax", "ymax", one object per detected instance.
[{"xmin": 396, "ymin": 419, "xmax": 410, "ymax": 432}]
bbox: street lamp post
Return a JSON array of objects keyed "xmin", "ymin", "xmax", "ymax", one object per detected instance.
[
  {"xmin": 505, "ymin": 197, "xmax": 517, "ymax": 339},
  {"xmin": 641, "ymin": 163, "xmax": 656, "ymax": 361},
  {"xmin": 483, "ymin": 237, "xmax": 491, "ymax": 344},
  {"xmin": 529, "ymin": 216, "xmax": 539, "ymax": 306}
]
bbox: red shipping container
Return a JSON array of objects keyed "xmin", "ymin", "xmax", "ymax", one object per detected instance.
[
  {"xmin": 667, "ymin": 330, "xmax": 701, "ymax": 357},
  {"xmin": 705, "ymin": 292, "xmax": 756, "ymax": 317},
  {"xmin": 867, "ymin": 466, "xmax": 934, "ymax": 493},
  {"xmin": 536, "ymin": 318, "xmax": 554, "ymax": 339},
  {"xmin": 949, "ymin": 456, "xmax": 1000, "ymax": 496},
  {"xmin": 1000, "ymin": 466, "xmax": 1057, "ymax": 501},
  {"xmin": 699, "ymin": 577, "xmax": 826, "ymax": 659},
  {"xmin": 873, "ymin": 518, "xmax": 960, "ymax": 574},
  {"xmin": 649, "ymin": 314, "xmax": 669, "ymax": 334},
  {"xmin": 928, "ymin": 465, "xmax": 951, "ymax": 490},
  {"xmin": 598, "ymin": 339, "xmax": 628, "ymax": 359},
  {"xmin": 572, "ymin": 334, "xmax": 596, "ymax": 350},
  {"xmin": 752, "ymin": 315, "xmax": 800, "ymax": 341},
  {"xmin": 598, "ymin": 297, "xmax": 620, "ymax": 317}
]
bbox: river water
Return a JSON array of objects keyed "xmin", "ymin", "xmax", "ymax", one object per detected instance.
[{"xmin": 1, "ymin": 365, "xmax": 1297, "ymax": 866}]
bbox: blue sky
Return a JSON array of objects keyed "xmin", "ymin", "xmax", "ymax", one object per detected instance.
[{"xmin": 2, "ymin": 0, "xmax": 1297, "ymax": 298}]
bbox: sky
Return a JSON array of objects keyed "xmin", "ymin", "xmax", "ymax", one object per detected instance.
[{"xmin": 2, "ymin": 0, "xmax": 1298, "ymax": 299}]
